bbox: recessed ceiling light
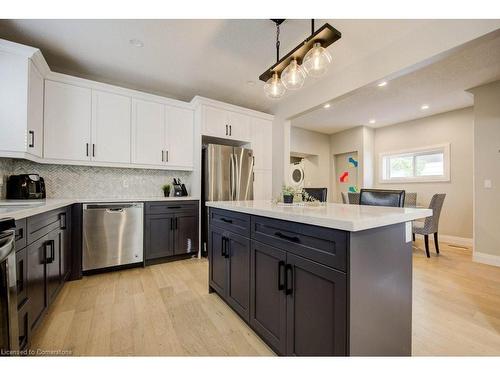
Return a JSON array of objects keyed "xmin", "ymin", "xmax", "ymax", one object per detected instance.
[
  {"xmin": 421, "ymin": 104, "xmax": 429, "ymax": 110},
  {"xmin": 129, "ymin": 39, "xmax": 144, "ymax": 48},
  {"xmin": 377, "ymin": 81, "xmax": 388, "ymax": 87},
  {"xmin": 323, "ymin": 103, "xmax": 331, "ymax": 109},
  {"xmin": 369, "ymin": 119, "xmax": 376, "ymax": 124}
]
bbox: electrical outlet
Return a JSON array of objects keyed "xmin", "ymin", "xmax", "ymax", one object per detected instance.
[
  {"xmin": 123, "ymin": 179, "xmax": 129, "ymax": 188},
  {"xmin": 484, "ymin": 179, "xmax": 492, "ymax": 189}
]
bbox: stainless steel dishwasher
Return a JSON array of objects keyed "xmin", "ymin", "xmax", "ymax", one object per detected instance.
[{"xmin": 82, "ymin": 202, "xmax": 144, "ymax": 271}]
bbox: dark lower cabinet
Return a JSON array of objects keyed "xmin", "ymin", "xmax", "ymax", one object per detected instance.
[
  {"xmin": 144, "ymin": 201, "xmax": 199, "ymax": 262},
  {"xmin": 145, "ymin": 214, "xmax": 175, "ymax": 259},
  {"xmin": 15, "ymin": 206, "xmax": 72, "ymax": 351},
  {"xmin": 46, "ymin": 229, "xmax": 63, "ymax": 305},
  {"xmin": 285, "ymin": 253, "xmax": 347, "ymax": 356},
  {"xmin": 208, "ymin": 226, "xmax": 226, "ymax": 296},
  {"xmin": 208, "ymin": 207, "xmax": 349, "ymax": 356},
  {"xmin": 209, "ymin": 225, "xmax": 250, "ymax": 322},
  {"xmin": 226, "ymin": 231, "xmax": 250, "ymax": 320},
  {"xmin": 26, "ymin": 234, "xmax": 47, "ymax": 332},
  {"xmin": 250, "ymin": 241, "xmax": 287, "ymax": 354},
  {"xmin": 174, "ymin": 212, "xmax": 199, "ymax": 255}
]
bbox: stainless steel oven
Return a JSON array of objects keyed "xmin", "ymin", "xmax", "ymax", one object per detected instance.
[{"xmin": 0, "ymin": 218, "xmax": 18, "ymax": 356}]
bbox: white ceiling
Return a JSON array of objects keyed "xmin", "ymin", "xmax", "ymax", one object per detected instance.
[
  {"xmin": 0, "ymin": 19, "xmax": 435, "ymax": 113},
  {"xmin": 291, "ymin": 30, "xmax": 500, "ymax": 134}
]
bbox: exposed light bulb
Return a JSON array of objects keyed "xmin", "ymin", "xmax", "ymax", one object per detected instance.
[
  {"xmin": 421, "ymin": 104, "xmax": 429, "ymax": 110},
  {"xmin": 369, "ymin": 119, "xmax": 376, "ymax": 124},
  {"xmin": 323, "ymin": 103, "xmax": 331, "ymax": 109},
  {"xmin": 377, "ymin": 81, "xmax": 388, "ymax": 87},
  {"xmin": 263, "ymin": 72, "xmax": 286, "ymax": 99},
  {"xmin": 281, "ymin": 59, "xmax": 306, "ymax": 90},
  {"xmin": 303, "ymin": 42, "xmax": 332, "ymax": 77}
]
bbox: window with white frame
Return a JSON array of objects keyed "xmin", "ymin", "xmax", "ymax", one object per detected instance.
[{"xmin": 380, "ymin": 144, "xmax": 450, "ymax": 183}]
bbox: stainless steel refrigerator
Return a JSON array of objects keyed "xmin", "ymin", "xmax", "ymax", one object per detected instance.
[{"xmin": 201, "ymin": 144, "xmax": 254, "ymax": 253}]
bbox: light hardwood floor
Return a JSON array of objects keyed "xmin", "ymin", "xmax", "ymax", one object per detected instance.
[{"xmin": 30, "ymin": 241, "xmax": 500, "ymax": 356}]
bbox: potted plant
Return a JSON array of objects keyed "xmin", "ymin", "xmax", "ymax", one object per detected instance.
[
  {"xmin": 282, "ymin": 185, "xmax": 295, "ymax": 204},
  {"xmin": 162, "ymin": 184, "xmax": 171, "ymax": 197}
]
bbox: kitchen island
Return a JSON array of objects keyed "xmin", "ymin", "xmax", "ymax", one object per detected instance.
[{"xmin": 205, "ymin": 200, "xmax": 432, "ymax": 356}]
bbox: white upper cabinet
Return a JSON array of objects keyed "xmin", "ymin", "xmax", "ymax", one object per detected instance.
[
  {"xmin": 202, "ymin": 105, "xmax": 251, "ymax": 142},
  {"xmin": 91, "ymin": 90, "xmax": 131, "ymax": 164},
  {"xmin": 27, "ymin": 61, "xmax": 44, "ymax": 158},
  {"xmin": 203, "ymin": 105, "xmax": 229, "ymax": 139},
  {"xmin": 228, "ymin": 111, "xmax": 251, "ymax": 141},
  {"xmin": 44, "ymin": 80, "xmax": 92, "ymax": 161},
  {"xmin": 166, "ymin": 106, "xmax": 194, "ymax": 167},
  {"xmin": 0, "ymin": 51, "xmax": 44, "ymax": 157},
  {"xmin": 250, "ymin": 117, "xmax": 273, "ymax": 170},
  {"xmin": 131, "ymin": 99, "xmax": 166, "ymax": 166}
]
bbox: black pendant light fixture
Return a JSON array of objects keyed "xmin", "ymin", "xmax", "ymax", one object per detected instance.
[{"xmin": 261, "ymin": 19, "xmax": 342, "ymax": 99}]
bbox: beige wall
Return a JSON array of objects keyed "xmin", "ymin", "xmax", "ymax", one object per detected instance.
[
  {"xmin": 290, "ymin": 127, "xmax": 331, "ymax": 198},
  {"xmin": 469, "ymin": 81, "xmax": 500, "ymax": 264},
  {"xmin": 330, "ymin": 126, "xmax": 374, "ymax": 202},
  {"xmin": 373, "ymin": 107, "xmax": 474, "ymax": 239}
]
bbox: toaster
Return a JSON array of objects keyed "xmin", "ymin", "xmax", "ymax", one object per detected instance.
[{"xmin": 6, "ymin": 174, "xmax": 46, "ymax": 199}]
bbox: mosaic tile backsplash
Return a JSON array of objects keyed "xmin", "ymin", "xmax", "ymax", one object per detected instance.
[{"xmin": 0, "ymin": 158, "xmax": 192, "ymax": 199}]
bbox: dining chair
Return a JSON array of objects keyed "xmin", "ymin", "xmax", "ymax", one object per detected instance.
[
  {"xmin": 404, "ymin": 192, "xmax": 417, "ymax": 208},
  {"xmin": 303, "ymin": 188, "xmax": 327, "ymax": 202},
  {"xmin": 412, "ymin": 194, "xmax": 446, "ymax": 258},
  {"xmin": 347, "ymin": 192, "xmax": 360, "ymax": 204},
  {"xmin": 359, "ymin": 189, "xmax": 405, "ymax": 208}
]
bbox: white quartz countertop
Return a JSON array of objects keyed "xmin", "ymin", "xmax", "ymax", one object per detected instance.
[
  {"xmin": 0, "ymin": 197, "xmax": 199, "ymax": 220},
  {"xmin": 206, "ymin": 200, "xmax": 432, "ymax": 232}
]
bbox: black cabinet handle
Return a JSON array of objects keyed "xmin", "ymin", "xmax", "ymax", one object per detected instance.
[
  {"xmin": 285, "ymin": 264, "xmax": 293, "ymax": 295},
  {"xmin": 221, "ymin": 236, "xmax": 226, "ymax": 257},
  {"xmin": 220, "ymin": 217, "xmax": 233, "ymax": 224},
  {"xmin": 17, "ymin": 259, "xmax": 24, "ymax": 293},
  {"xmin": 86, "ymin": 143, "xmax": 89, "ymax": 157},
  {"xmin": 92, "ymin": 144, "xmax": 96, "ymax": 157},
  {"xmin": 167, "ymin": 206, "xmax": 182, "ymax": 209},
  {"xmin": 162, "ymin": 150, "xmax": 164, "ymax": 162},
  {"xmin": 225, "ymin": 124, "xmax": 228, "ymax": 136},
  {"xmin": 45, "ymin": 240, "xmax": 55, "ymax": 264},
  {"xmin": 229, "ymin": 125, "xmax": 232, "ymax": 136},
  {"xmin": 278, "ymin": 261, "xmax": 285, "ymax": 291},
  {"xmin": 170, "ymin": 217, "xmax": 174, "ymax": 231},
  {"xmin": 59, "ymin": 213, "xmax": 67, "ymax": 230},
  {"xmin": 15, "ymin": 228, "xmax": 23, "ymax": 241},
  {"xmin": 224, "ymin": 237, "xmax": 230, "ymax": 258},
  {"xmin": 28, "ymin": 130, "xmax": 35, "ymax": 148},
  {"xmin": 275, "ymin": 232, "xmax": 300, "ymax": 243},
  {"xmin": 175, "ymin": 217, "xmax": 178, "ymax": 230},
  {"xmin": 166, "ymin": 150, "xmax": 169, "ymax": 163}
]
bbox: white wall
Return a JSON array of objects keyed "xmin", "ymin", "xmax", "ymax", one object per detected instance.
[
  {"xmin": 469, "ymin": 81, "xmax": 500, "ymax": 266},
  {"xmin": 290, "ymin": 127, "xmax": 331, "ymax": 198},
  {"xmin": 373, "ymin": 107, "xmax": 474, "ymax": 240}
]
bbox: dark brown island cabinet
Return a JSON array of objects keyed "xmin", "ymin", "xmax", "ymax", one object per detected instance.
[
  {"xmin": 15, "ymin": 206, "xmax": 72, "ymax": 351},
  {"xmin": 144, "ymin": 200, "xmax": 199, "ymax": 262},
  {"xmin": 208, "ymin": 207, "xmax": 413, "ymax": 356}
]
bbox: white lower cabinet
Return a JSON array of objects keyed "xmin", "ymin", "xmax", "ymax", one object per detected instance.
[
  {"xmin": 44, "ymin": 80, "xmax": 92, "ymax": 161},
  {"xmin": 91, "ymin": 90, "xmax": 131, "ymax": 164},
  {"xmin": 253, "ymin": 169, "xmax": 273, "ymax": 200},
  {"xmin": 166, "ymin": 106, "xmax": 194, "ymax": 167},
  {"xmin": 131, "ymin": 99, "xmax": 166, "ymax": 166}
]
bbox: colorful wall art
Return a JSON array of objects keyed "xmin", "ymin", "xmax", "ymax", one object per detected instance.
[{"xmin": 334, "ymin": 151, "xmax": 359, "ymax": 202}]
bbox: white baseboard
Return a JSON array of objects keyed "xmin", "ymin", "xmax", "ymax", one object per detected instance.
[
  {"xmin": 473, "ymin": 251, "xmax": 500, "ymax": 267},
  {"xmin": 416, "ymin": 233, "xmax": 473, "ymax": 247}
]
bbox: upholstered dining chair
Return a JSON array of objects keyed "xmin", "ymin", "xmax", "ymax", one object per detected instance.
[
  {"xmin": 412, "ymin": 194, "xmax": 446, "ymax": 258},
  {"xmin": 303, "ymin": 188, "xmax": 328, "ymax": 202},
  {"xmin": 359, "ymin": 189, "xmax": 406, "ymax": 208},
  {"xmin": 404, "ymin": 192, "xmax": 417, "ymax": 208},
  {"xmin": 347, "ymin": 192, "xmax": 360, "ymax": 204}
]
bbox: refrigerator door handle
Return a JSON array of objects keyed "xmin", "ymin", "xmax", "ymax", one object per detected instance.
[{"xmin": 230, "ymin": 153, "xmax": 235, "ymax": 201}]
